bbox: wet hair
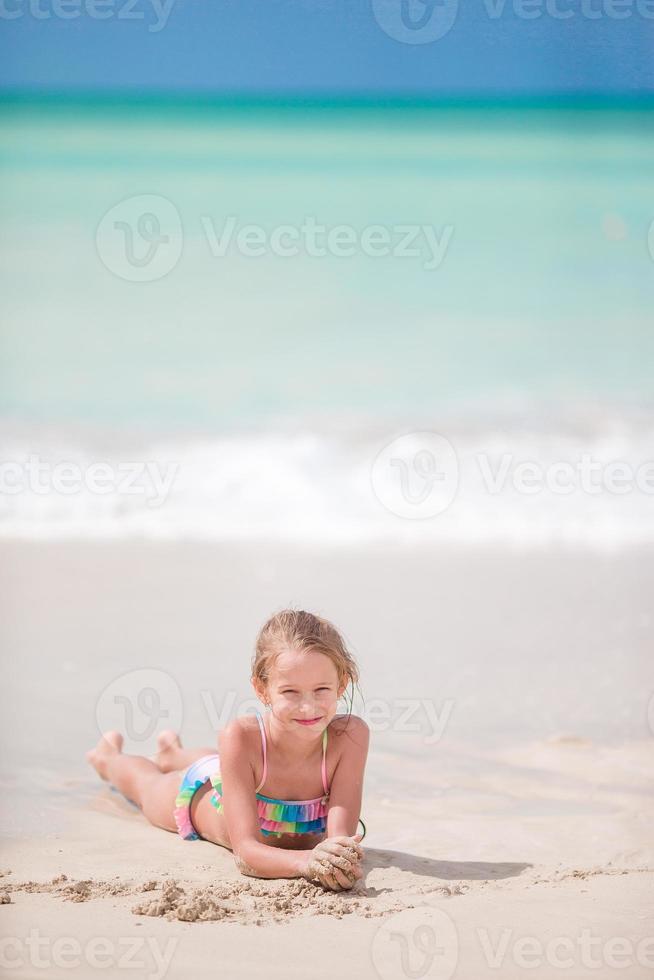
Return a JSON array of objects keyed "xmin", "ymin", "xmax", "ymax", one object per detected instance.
[{"xmin": 251, "ymin": 609, "xmax": 360, "ymax": 727}]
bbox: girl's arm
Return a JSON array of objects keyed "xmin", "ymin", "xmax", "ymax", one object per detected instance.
[
  {"xmin": 217, "ymin": 723, "xmax": 315, "ymax": 880},
  {"xmin": 324, "ymin": 716, "xmax": 370, "ymax": 838}
]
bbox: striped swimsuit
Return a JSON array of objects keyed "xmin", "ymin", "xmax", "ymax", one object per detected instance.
[{"xmin": 173, "ymin": 711, "xmax": 366, "ymax": 841}]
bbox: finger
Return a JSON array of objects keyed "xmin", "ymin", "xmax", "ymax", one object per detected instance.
[
  {"xmin": 330, "ymin": 866, "xmax": 355, "ymax": 889},
  {"xmin": 335, "ymin": 867, "xmax": 359, "ymax": 887},
  {"xmin": 307, "ymin": 859, "xmax": 336, "ymax": 886},
  {"xmin": 325, "ymin": 853, "xmax": 360, "ymax": 876},
  {"xmin": 322, "ymin": 856, "xmax": 360, "ymax": 887},
  {"xmin": 343, "ymin": 845, "xmax": 363, "ymax": 864},
  {"xmin": 316, "ymin": 859, "xmax": 346, "ymax": 888},
  {"xmin": 330, "ymin": 836, "xmax": 364, "ymax": 857},
  {"xmin": 317, "ymin": 857, "xmax": 352, "ymax": 890},
  {"xmin": 329, "ymin": 854, "xmax": 358, "ymax": 871},
  {"xmin": 323, "ymin": 841, "xmax": 363, "ymax": 861},
  {"xmin": 344, "ymin": 861, "xmax": 363, "ymax": 882},
  {"xmin": 317, "ymin": 869, "xmax": 342, "ymax": 891}
]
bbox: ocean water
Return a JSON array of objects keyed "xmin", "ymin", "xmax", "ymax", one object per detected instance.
[{"xmin": 1, "ymin": 101, "xmax": 653, "ymax": 546}]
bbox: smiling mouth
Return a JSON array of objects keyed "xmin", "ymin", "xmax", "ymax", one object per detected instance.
[{"xmin": 295, "ymin": 717, "xmax": 322, "ymax": 724}]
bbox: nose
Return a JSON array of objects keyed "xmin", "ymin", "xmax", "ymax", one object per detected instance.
[{"xmin": 298, "ymin": 699, "xmax": 318, "ymax": 716}]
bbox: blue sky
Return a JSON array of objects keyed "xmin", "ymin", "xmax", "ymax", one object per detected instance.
[{"xmin": 1, "ymin": 0, "xmax": 652, "ymax": 95}]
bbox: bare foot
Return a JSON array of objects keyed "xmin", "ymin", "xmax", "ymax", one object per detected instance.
[
  {"xmin": 86, "ymin": 731, "xmax": 123, "ymax": 781},
  {"xmin": 152, "ymin": 730, "xmax": 183, "ymax": 772}
]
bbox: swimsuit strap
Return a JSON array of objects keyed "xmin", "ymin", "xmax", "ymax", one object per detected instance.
[
  {"xmin": 254, "ymin": 710, "xmax": 329, "ymax": 797},
  {"xmin": 254, "ymin": 711, "xmax": 268, "ymax": 793},
  {"xmin": 321, "ymin": 726, "xmax": 329, "ymax": 796}
]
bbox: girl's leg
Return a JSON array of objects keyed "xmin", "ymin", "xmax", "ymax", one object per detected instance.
[
  {"xmin": 152, "ymin": 730, "xmax": 217, "ymax": 773},
  {"xmin": 87, "ymin": 732, "xmax": 181, "ymax": 833}
]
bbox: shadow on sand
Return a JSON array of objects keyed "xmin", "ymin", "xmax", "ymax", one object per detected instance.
[{"xmin": 363, "ymin": 847, "xmax": 530, "ymax": 882}]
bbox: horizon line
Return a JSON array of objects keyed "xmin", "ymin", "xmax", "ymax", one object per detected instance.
[{"xmin": 2, "ymin": 88, "xmax": 654, "ymax": 111}]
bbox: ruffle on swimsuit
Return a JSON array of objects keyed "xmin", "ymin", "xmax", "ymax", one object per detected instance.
[{"xmin": 173, "ymin": 711, "xmax": 366, "ymax": 841}]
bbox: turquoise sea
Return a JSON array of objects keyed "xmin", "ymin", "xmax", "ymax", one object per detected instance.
[{"xmin": 1, "ymin": 99, "xmax": 653, "ymax": 545}]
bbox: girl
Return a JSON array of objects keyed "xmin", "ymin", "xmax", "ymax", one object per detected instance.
[{"xmin": 87, "ymin": 609, "xmax": 369, "ymax": 892}]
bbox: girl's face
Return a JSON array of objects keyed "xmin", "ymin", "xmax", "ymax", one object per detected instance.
[{"xmin": 259, "ymin": 649, "xmax": 345, "ymax": 734}]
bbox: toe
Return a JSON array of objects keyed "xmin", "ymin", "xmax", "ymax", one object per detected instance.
[
  {"xmin": 102, "ymin": 731, "xmax": 124, "ymax": 751},
  {"xmin": 157, "ymin": 730, "xmax": 182, "ymax": 751}
]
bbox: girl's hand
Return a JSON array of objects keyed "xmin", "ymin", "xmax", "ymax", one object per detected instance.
[{"xmin": 300, "ymin": 834, "xmax": 364, "ymax": 891}]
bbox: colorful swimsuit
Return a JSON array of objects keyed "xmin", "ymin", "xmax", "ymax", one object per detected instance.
[{"xmin": 173, "ymin": 711, "xmax": 366, "ymax": 842}]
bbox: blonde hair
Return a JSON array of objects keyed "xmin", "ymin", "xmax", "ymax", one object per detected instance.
[{"xmin": 251, "ymin": 609, "xmax": 360, "ymax": 725}]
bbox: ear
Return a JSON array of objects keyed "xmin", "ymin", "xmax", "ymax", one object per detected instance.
[{"xmin": 251, "ymin": 678, "xmax": 268, "ymax": 705}]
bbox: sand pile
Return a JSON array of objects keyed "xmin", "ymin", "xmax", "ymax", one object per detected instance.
[{"xmin": 3, "ymin": 869, "xmax": 472, "ymax": 925}]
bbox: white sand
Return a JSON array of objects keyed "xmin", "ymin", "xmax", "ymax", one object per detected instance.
[{"xmin": 1, "ymin": 541, "xmax": 652, "ymax": 978}]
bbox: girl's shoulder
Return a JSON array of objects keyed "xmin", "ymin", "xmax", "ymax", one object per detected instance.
[
  {"xmin": 218, "ymin": 713, "xmax": 262, "ymax": 747},
  {"xmin": 328, "ymin": 713, "xmax": 370, "ymax": 743}
]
